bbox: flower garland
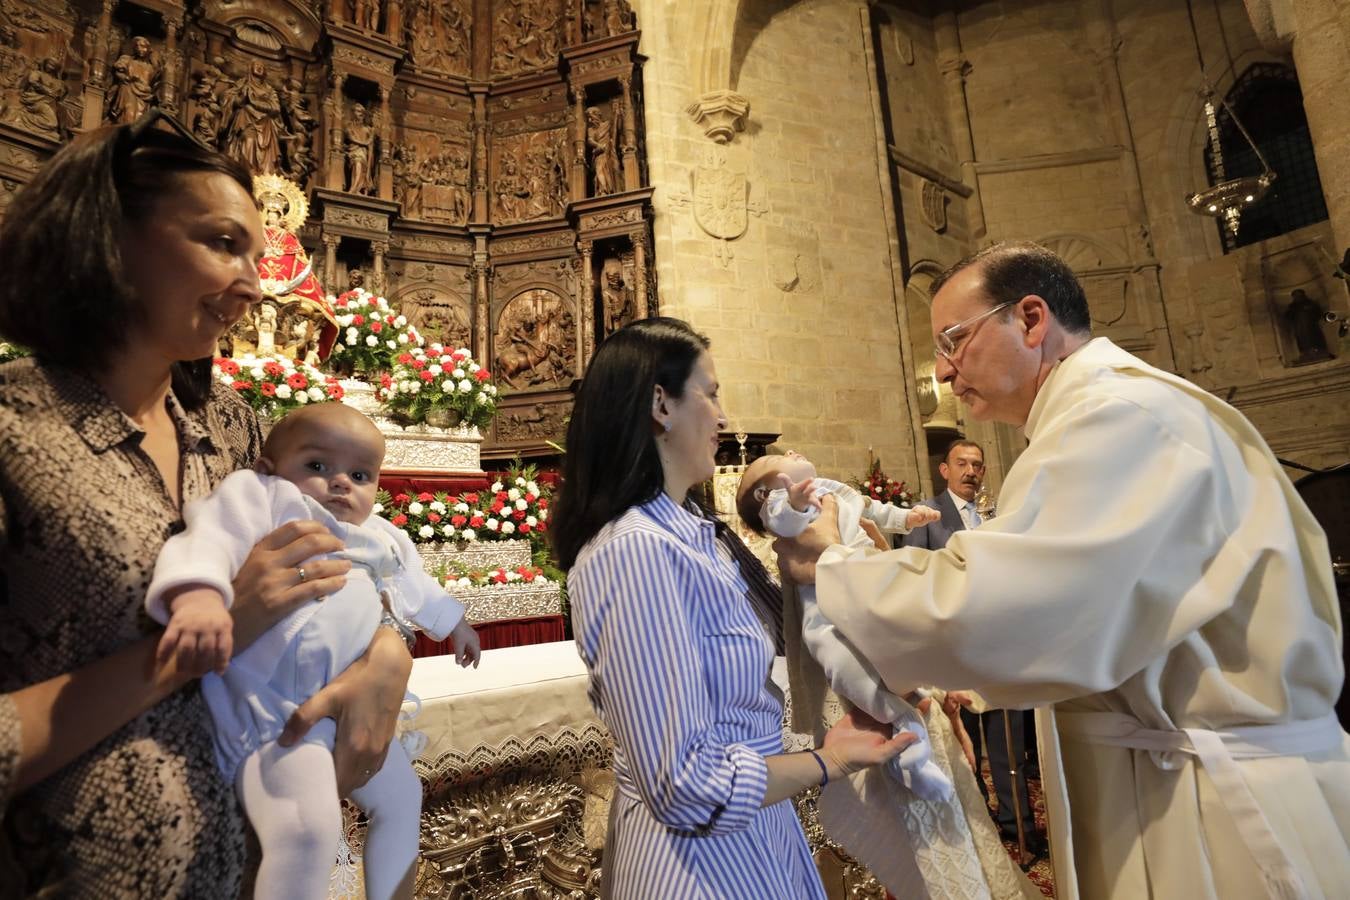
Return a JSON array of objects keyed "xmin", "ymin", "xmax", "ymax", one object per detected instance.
[
  {"xmin": 437, "ymin": 562, "xmax": 553, "ymax": 590},
  {"xmin": 377, "ymin": 343, "xmax": 499, "ymax": 429},
  {"xmin": 213, "ymin": 354, "xmax": 344, "ymax": 419},
  {"xmin": 374, "ymin": 470, "xmax": 549, "ymax": 546},
  {"xmin": 852, "ymin": 458, "xmax": 915, "ymax": 508},
  {"xmin": 324, "ymin": 288, "xmax": 423, "ymax": 376}
]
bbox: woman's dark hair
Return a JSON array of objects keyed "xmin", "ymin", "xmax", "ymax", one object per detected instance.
[
  {"xmin": 551, "ymin": 317, "xmax": 710, "ymax": 570},
  {"xmin": 0, "ymin": 111, "xmax": 254, "ymax": 409}
]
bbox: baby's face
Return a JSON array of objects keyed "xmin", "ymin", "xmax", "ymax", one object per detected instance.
[
  {"xmin": 773, "ymin": 450, "xmax": 817, "ymax": 484},
  {"xmin": 270, "ymin": 418, "xmax": 384, "ymax": 524}
]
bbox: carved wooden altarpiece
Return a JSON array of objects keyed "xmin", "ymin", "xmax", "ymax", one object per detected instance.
[{"xmin": 0, "ymin": 0, "xmax": 653, "ymax": 459}]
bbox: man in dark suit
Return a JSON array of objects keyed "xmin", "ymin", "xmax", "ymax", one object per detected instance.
[{"xmin": 904, "ymin": 439, "xmax": 1040, "ymax": 849}]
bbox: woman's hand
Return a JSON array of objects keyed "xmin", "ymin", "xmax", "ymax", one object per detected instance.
[
  {"xmin": 772, "ymin": 495, "xmax": 841, "ymax": 586},
  {"xmin": 230, "ymin": 520, "xmax": 350, "ymax": 650},
  {"xmin": 278, "ymin": 627, "xmax": 412, "ymax": 796},
  {"xmin": 819, "ymin": 707, "xmax": 915, "ymax": 778}
]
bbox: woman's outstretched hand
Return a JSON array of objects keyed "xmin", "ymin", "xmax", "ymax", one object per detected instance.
[{"xmin": 820, "ymin": 707, "xmax": 915, "ymax": 777}]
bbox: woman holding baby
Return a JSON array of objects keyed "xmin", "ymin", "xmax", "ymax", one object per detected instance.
[
  {"xmin": 553, "ymin": 317, "xmax": 911, "ymax": 899},
  {"xmin": 0, "ymin": 110, "xmax": 411, "ymax": 896}
]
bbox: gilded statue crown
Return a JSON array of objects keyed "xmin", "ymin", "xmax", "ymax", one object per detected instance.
[{"xmin": 252, "ymin": 173, "xmax": 308, "ymax": 232}]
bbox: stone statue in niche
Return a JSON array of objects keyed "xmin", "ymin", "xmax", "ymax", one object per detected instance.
[
  {"xmin": 1283, "ymin": 289, "xmax": 1333, "ymax": 364},
  {"xmin": 105, "ymin": 36, "xmax": 161, "ymax": 125},
  {"xmin": 254, "ymin": 301, "xmax": 279, "ymax": 355},
  {"xmin": 344, "ymin": 103, "xmax": 376, "ymax": 196},
  {"xmin": 600, "ymin": 258, "xmax": 634, "ymax": 335},
  {"xmin": 586, "ymin": 106, "xmax": 619, "ymax": 196},
  {"xmin": 601, "ymin": 0, "xmax": 634, "ymax": 36},
  {"xmin": 9, "ymin": 56, "xmax": 65, "ymax": 137},
  {"xmin": 495, "ymin": 290, "xmax": 576, "ymax": 390},
  {"xmin": 222, "ymin": 61, "xmax": 284, "ymax": 175},
  {"xmin": 348, "ymin": 267, "xmax": 366, "ymax": 291}
]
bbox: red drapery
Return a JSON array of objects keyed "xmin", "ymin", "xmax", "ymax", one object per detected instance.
[{"xmin": 413, "ymin": 615, "xmax": 566, "ymax": 657}]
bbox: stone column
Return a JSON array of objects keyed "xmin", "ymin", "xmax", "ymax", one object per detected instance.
[
  {"xmin": 326, "ymin": 72, "xmax": 347, "ymax": 190},
  {"xmin": 1289, "ymin": 0, "xmax": 1350, "ymax": 252},
  {"xmin": 80, "ymin": 0, "xmax": 116, "ymax": 130},
  {"xmin": 578, "ymin": 239, "xmax": 594, "ymax": 363},
  {"xmin": 385, "ymin": 0, "xmax": 403, "ymax": 42},
  {"xmin": 323, "ymin": 234, "xmax": 342, "ymax": 294},
  {"xmin": 371, "ymin": 240, "xmax": 388, "ymax": 295},
  {"xmin": 619, "ymin": 73, "xmax": 639, "ymax": 191},
  {"xmin": 569, "ymin": 78, "xmax": 587, "ymax": 199},
  {"xmin": 933, "ymin": 12, "xmax": 986, "ymax": 242},
  {"xmin": 471, "ymin": 234, "xmax": 491, "ymax": 361}
]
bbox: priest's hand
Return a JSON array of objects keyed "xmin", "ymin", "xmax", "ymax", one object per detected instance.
[{"xmin": 773, "ymin": 495, "xmax": 841, "ymax": 585}]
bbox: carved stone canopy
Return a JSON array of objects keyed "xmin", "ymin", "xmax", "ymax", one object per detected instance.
[{"xmin": 686, "ymin": 90, "xmax": 750, "ymax": 144}]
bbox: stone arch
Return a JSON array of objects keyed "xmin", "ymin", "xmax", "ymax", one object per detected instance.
[{"xmin": 200, "ymin": 0, "xmax": 323, "ymax": 54}]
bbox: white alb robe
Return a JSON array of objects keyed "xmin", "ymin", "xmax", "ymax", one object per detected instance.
[{"xmin": 816, "ymin": 337, "xmax": 1349, "ymax": 900}]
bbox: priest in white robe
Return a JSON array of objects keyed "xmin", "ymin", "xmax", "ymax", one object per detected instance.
[{"xmin": 787, "ymin": 242, "xmax": 1350, "ymax": 900}]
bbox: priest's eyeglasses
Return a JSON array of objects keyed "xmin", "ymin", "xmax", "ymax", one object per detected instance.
[{"xmin": 934, "ymin": 300, "xmax": 1018, "ymax": 362}]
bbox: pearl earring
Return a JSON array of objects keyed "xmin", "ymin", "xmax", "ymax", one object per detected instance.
[{"xmin": 662, "ymin": 421, "xmax": 672, "ymax": 433}]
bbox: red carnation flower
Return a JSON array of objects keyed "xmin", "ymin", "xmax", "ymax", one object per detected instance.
[
  {"xmin": 538, "ymin": 498, "xmax": 548, "ymax": 509},
  {"xmin": 524, "ymin": 493, "xmax": 536, "ymax": 503},
  {"xmin": 397, "ymin": 353, "xmax": 413, "ymax": 364},
  {"xmin": 419, "ymin": 370, "xmax": 435, "ymax": 382},
  {"xmin": 411, "ymin": 359, "xmax": 425, "ymax": 370},
  {"xmin": 492, "ymin": 571, "xmax": 508, "ymax": 584},
  {"xmin": 512, "ymin": 509, "xmax": 526, "ymax": 521},
  {"xmin": 418, "ymin": 492, "xmax": 434, "ymax": 502},
  {"xmin": 474, "ymin": 368, "xmax": 491, "ymax": 382},
  {"xmin": 391, "ymin": 514, "xmax": 408, "ymax": 526},
  {"xmin": 450, "ymin": 515, "xmax": 467, "ymax": 527},
  {"xmin": 490, "ymin": 500, "xmax": 505, "ymax": 514},
  {"xmin": 371, "ymin": 322, "xmax": 383, "ymax": 333},
  {"xmin": 469, "ymin": 515, "xmax": 484, "ymax": 528},
  {"xmin": 428, "ymin": 512, "xmax": 442, "ymax": 523},
  {"xmin": 464, "ymin": 492, "xmax": 479, "ymax": 504},
  {"xmin": 518, "ymin": 523, "xmax": 532, "ymax": 534},
  {"xmin": 352, "ymin": 314, "xmax": 365, "ymax": 326},
  {"xmin": 394, "ymin": 493, "xmax": 411, "ymax": 504}
]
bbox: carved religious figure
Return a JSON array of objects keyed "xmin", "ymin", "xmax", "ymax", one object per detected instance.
[
  {"xmin": 586, "ymin": 106, "xmax": 618, "ymax": 196},
  {"xmin": 189, "ymin": 62, "xmax": 226, "ymax": 146},
  {"xmin": 410, "ymin": 0, "xmax": 472, "ymax": 73},
  {"xmin": 344, "ymin": 103, "xmax": 375, "ymax": 195},
  {"xmin": 280, "ymin": 79, "xmax": 318, "ymax": 185},
  {"xmin": 495, "ymin": 291, "xmax": 575, "ymax": 390},
  {"xmin": 600, "ymin": 260, "xmax": 633, "ymax": 335},
  {"xmin": 105, "ymin": 36, "xmax": 160, "ymax": 125},
  {"xmin": 602, "ymin": 0, "xmax": 634, "ymax": 36},
  {"xmin": 223, "ymin": 61, "xmax": 283, "ymax": 175},
  {"xmin": 255, "ymin": 302, "xmax": 279, "ymax": 354},
  {"xmin": 393, "ymin": 144, "xmax": 423, "ymax": 216},
  {"xmin": 492, "ymin": 0, "xmax": 560, "ymax": 73},
  {"xmin": 11, "ymin": 56, "xmax": 65, "ymax": 137},
  {"xmin": 493, "ymin": 152, "xmax": 530, "ymax": 221},
  {"xmin": 353, "ymin": 0, "xmax": 381, "ymax": 31}
]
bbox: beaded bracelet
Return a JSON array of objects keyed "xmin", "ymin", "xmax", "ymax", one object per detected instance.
[{"xmin": 808, "ymin": 749, "xmax": 829, "ymax": 787}]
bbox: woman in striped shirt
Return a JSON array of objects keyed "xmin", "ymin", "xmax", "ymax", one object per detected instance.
[{"xmin": 554, "ymin": 318, "xmax": 912, "ymax": 899}]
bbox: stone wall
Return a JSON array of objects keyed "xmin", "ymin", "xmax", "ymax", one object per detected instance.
[{"xmin": 636, "ymin": 0, "xmax": 1350, "ymax": 489}]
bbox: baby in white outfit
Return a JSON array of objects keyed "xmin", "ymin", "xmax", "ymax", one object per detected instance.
[
  {"xmin": 738, "ymin": 451, "xmax": 950, "ymax": 800},
  {"xmin": 147, "ymin": 403, "xmax": 481, "ymax": 900}
]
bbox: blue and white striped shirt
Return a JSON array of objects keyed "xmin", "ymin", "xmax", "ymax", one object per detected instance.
[{"xmin": 570, "ymin": 493, "xmax": 825, "ymax": 899}]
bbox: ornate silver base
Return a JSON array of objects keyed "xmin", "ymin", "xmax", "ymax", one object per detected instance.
[
  {"xmin": 341, "ymin": 379, "xmax": 485, "ymax": 474},
  {"xmin": 418, "ymin": 540, "xmax": 533, "ymax": 574},
  {"xmin": 456, "ymin": 581, "xmax": 564, "ymax": 624}
]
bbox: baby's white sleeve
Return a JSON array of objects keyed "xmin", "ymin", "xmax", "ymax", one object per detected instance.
[
  {"xmin": 862, "ymin": 498, "xmax": 915, "ymax": 534},
  {"xmin": 145, "ymin": 470, "xmax": 281, "ymax": 623},
  {"xmin": 377, "ymin": 517, "xmax": 467, "ymax": 641},
  {"xmin": 762, "ymin": 487, "xmax": 820, "ymax": 539}
]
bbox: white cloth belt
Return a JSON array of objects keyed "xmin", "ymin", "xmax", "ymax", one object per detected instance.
[{"xmin": 1058, "ymin": 711, "xmax": 1343, "ymax": 900}]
